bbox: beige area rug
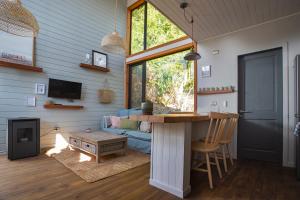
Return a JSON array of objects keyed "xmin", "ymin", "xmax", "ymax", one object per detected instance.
[{"xmin": 49, "ymin": 148, "xmax": 150, "ymax": 183}]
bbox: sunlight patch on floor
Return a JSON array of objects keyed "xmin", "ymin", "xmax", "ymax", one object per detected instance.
[{"xmin": 46, "ymin": 133, "xmax": 69, "ymax": 157}]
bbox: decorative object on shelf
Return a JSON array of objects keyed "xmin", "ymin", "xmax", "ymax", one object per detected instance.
[
  {"xmin": 84, "ymin": 53, "xmax": 91, "ymax": 64},
  {"xmin": 141, "ymin": 101, "xmax": 153, "ymax": 115},
  {"xmin": 85, "ymin": 128, "xmax": 92, "ymax": 133},
  {"xmin": 198, "ymin": 86, "xmax": 235, "ymax": 95},
  {"xmin": 212, "ymin": 50, "xmax": 220, "ymax": 55},
  {"xmin": 92, "ymin": 50, "xmax": 107, "ymax": 68},
  {"xmin": 180, "ymin": 1, "xmax": 201, "ymax": 61},
  {"xmin": 200, "ymin": 65, "xmax": 211, "ymax": 78},
  {"xmin": 99, "ymin": 79, "xmax": 114, "ymax": 104},
  {"xmin": 0, "ymin": 0, "xmax": 39, "ymax": 37},
  {"xmin": 101, "ymin": 0, "xmax": 125, "ymax": 54}
]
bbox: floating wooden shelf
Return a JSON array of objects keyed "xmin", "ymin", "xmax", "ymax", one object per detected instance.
[
  {"xmin": 0, "ymin": 60, "xmax": 43, "ymax": 73},
  {"xmin": 80, "ymin": 63, "xmax": 110, "ymax": 72},
  {"xmin": 197, "ymin": 89, "xmax": 234, "ymax": 95},
  {"xmin": 44, "ymin": 104, "xmax": 84, "ymax": 110}
]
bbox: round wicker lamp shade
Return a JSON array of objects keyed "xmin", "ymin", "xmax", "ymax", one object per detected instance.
[
  {"xmin": 101, "ymin": 31, "xmax": 125, "ymax": 54},
  {"xmin": 0, "ymin": 0, "xmax": 39, "ymax": 37},
  {"xmin": 101, "ymin": 0, "xmax": 125, "ymax": 54}
]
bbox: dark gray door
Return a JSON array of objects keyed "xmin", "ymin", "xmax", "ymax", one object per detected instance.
[{"xmin": 238, "ymin": 48, "xmax": 283, "ymax": 163}]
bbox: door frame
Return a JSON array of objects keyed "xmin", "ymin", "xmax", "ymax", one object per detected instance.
[{"xmin": 236, "ymin": 43, "xmax": 290, "ymax": 167}]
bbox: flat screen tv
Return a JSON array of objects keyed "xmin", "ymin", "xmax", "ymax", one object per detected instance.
[{"xmin": 48, "ymin": 78, "xmax": 82, "ymax": 100}]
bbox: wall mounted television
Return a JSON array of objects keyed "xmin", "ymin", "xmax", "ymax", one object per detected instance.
[{"xmin": 48, "ymin": 78, "xmax": 82, "ymax": 100}]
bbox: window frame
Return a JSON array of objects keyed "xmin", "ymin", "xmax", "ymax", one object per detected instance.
[
  {"xmin": 128, "ymin": 0, "xmax": 187, "ymax": 56},
  {"xmin": 128, "ymin": 48, "xmax": 195, "ymax": 111},
  {"xmin": 128, "ymin": 61, "xmax": 146, "ymax": 108},
  {"xmin": 125, "ymin": 0, "xmax": 198, "ymax": 112}
]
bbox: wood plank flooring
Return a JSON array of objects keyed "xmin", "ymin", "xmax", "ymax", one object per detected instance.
[{"xmin": 0, "ymin": 155, "xmax": 299, "ymax": 200}]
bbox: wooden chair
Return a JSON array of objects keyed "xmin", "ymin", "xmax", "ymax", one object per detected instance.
[
  {"xmin": 219, "ymin": 113, "xmax": 239, "ymax": 172},
  {"xmin": 191, "ymin": 112, "xmax": 228, "ymax": 189}
]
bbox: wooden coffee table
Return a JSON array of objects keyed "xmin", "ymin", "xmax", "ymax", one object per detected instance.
[{"xmin": 69, "ymin": 131, "xmax": 127, "ymax": 163}]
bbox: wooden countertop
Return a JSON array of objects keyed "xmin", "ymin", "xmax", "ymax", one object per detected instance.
[{"xmin": 129, "ymin": 114, "xmax": 209, "ymax": 123}]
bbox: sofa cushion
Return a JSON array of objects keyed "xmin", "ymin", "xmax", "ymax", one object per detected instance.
[
  {"xmin": 124, "ymin": 130, "xmax": 151, "ymax": 142},
  {"xmin": 102, "ymin": 128, "xmax": 151, "ymax": 142},
  {"xmin": 120, "ymin": 118, "xmax": 138, "ymax": 130},
  {"xmin": 102, "ymin": 128, "xmax": 127, "ymax": 135},
  {"xmin": 139, "ymin": 121, "xmax": 152, "ymax": 133},
  {"xmin": 110, "ymin": 116, "xmax": 121, "ymax": 128},
  {"xmin": 127, "ymin": 137, "xmax": 151, "ymax": 154}
]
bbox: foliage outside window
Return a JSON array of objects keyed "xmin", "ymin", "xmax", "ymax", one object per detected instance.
[
  {"xmin": 130, "ymin": 63, "xmax": 145, "ymax": 108},
  {"xmin": 130, "ymin": 2, "xmax": 186, "ymax": 54},
  {"xmin": 129, "ymin": 50, "xmax": 194, "ymax": 112},
  {"xmin": 131, "ymin": 4, "xmax": 145, "ymax": 54}
]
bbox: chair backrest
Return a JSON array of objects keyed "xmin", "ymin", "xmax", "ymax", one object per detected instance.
[
  {"xmin": 204, "ymin": 112, "xmax": 228, "ymax": 145},
  {"xmin": 223, "ymin": 113, "xmax": 239, "ymax": 142}
]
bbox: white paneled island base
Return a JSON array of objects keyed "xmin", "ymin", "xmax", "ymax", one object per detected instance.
[
  {"xmin": 150, "ymin": 122, "xmax": 192, "ymax": 198},
  {"xmin": 129, "ymin": 114, "xmax": 209, "ymax": 198}
]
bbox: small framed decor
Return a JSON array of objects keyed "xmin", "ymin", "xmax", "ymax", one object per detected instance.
[
  {"xmin": 0, "ymin": 31, "xmax": 35, "ymax": 65},
  {"xmin": 92, "ymin": 50, "xmax": 107, "ymax": 68},
  {"xmin": 35, "ymin": 83, "xmax": 46, "ymax": 95},
  {"xmin": 200, "ymin": 65, "xmax": 211, "ymax": 78}
]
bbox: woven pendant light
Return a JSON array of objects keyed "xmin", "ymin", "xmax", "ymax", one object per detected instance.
[
  {"xmin": 0, "ymin": 0, "xmax": 39, "ymax": 37},
  {"xmin": 101, "ymin": 0, "xmax": 125, "ymax": 54}
]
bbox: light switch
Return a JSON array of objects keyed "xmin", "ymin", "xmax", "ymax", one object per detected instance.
[{"xmin": 27, "ymin": 96, "xmax": 36, "ymax": 107}]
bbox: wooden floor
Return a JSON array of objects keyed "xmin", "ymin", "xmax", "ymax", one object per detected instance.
[{"xmin": 0, "ymin": 154, "xmax": 299, "ymax": 200}]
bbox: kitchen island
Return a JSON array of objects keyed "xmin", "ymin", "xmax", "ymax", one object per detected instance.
[{"xmin": 130, "ymin": 114, "xmax": 209, "ymax": 198}]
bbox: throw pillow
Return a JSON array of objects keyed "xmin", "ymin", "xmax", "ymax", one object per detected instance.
[
  {"xmin": 139, "ymin": 121, "xmax": 152, "ymax": 133},
  {"xmin": 120, "ymin": 118, "xmax": 138, "ymax": 130},
  {"xmin": 110, "ymin": 116, "xmax": 121, "ymax": 128}
]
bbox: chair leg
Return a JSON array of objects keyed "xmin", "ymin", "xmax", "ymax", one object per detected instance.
[
  {"xmin": 206, "ymin": 153, "xmax": 213, "ymax": 189},
  {"xmin": 214, "ymin": 152, "xmax": 222, "ymax": 179},
  {"xmin": 226, "ymin": 144, "xmax": 234, "ymax": 165},
  {"xmin": 222, "ymin": 145, "xmax": 228, "ymax": 172}
]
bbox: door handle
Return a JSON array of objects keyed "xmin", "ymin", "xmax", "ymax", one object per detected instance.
[{"xmin": 239, "ymin": 110, "xmax": 252, "ymax": 113}]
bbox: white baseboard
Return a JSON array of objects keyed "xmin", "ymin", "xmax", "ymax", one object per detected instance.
[{"xmin": 149, "ymin": 179, "xmax": 191, "ymax": 199}]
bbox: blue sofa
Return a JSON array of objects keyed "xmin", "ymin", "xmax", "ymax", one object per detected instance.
[{"xmin": 102, "ymin": 108, "xmax": 151, "ymax": 154}]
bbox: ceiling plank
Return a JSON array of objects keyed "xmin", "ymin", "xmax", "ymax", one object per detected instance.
[{"xmin": 148, "ymin": 0, "xmax": 300, "ymax": 42}]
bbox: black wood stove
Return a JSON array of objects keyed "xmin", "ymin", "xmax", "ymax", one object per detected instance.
[{"xmin": 8, "ymin": 118, "xmax": 40, "ymax": 160}]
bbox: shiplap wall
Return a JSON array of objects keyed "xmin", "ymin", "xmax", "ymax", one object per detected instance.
[{"xmin": 0, "ymin": 0, "xmax": 126, "ymax": 152}]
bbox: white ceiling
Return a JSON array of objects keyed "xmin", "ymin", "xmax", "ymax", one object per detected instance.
[{"xmin": 148, "ymin": 0, "xmax": 300, "ymax": 42}]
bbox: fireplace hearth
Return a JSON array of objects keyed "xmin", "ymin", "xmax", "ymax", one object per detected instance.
[{"xmin": 8, "ymin": 118, "xmax": 40, "ymax": 160}]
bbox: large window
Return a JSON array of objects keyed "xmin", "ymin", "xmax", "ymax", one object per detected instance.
[
  {"xmin": 129, "ymin": 50, "xmax": 194, "ymax": 112},
  {"xmin": 130, "ymin": 2, "xmax": 186, "ymax": 54}
]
